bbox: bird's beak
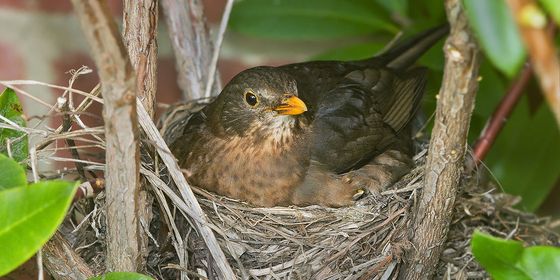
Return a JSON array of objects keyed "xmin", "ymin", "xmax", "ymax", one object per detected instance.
[{"xmin": 273, "ymin": 95, "xmax": 308, "ymax": 115}]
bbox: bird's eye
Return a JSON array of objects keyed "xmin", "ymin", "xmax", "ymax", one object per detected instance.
[{"xmin": 244, "ymin": 91, "xmax": 259, "ymax": 107}]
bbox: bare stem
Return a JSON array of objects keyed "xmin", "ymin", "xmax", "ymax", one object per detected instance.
[
  {"xmin": 71, "ymin": 0, "xmax": 142, "ymax": 272},
  {"xmin": 204, "ymin": 0, "xmax": 234, "ymax": 98},
  {"xmin": 471, "ymin": 62, "xmax": 532, "ymax": 166},
  {"xmin": 399, "ymin": 0, "xmax": 480, "ymax": 279},
  {"xmin": 506, "ymin": 0, "xmax": 560, "ymax": 127},
  {"xmin": 160, "ymin": 0, "xmax": 221, "ymax": 100}
]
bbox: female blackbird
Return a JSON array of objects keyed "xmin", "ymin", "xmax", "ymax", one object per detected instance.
[{"xmin": 169, "ymin": 26, "xmax": 448, "ymax": 207}]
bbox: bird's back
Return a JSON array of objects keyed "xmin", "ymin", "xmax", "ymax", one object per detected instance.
[{"xmin": 278, "ymin": 25, "xmax": 447, "ymax": 173}]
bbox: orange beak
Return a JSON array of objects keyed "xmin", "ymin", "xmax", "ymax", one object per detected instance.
[{"xmin": 273, "ymin": 95, "xmax": 308, "ymax": 116}]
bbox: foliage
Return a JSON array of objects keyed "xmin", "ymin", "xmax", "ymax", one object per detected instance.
[
  {"xmin": 471, "ymin": 230, "xmax": 560, "ymax": 280},
  {"xmin": 463, "ymin": 0, "xmax": 526, "ymax": 77},
  {"xmin": 89, "ymin": 272, "xmax": 154, "ymax": 280},
  {"xmin": 0, "ymin": 88, "xmax": 28, "ymax": 163},
  {"xmin": 230, "ymin": 0, "xmax": 397, "ymax": 40},
  {"xmin": 229, "ymin": 0, "xmax": 560, "ymax": 212},
  {"xmin": 0, "ymin": 150, "xmax": 78, "ymax": 277},
  {"xmin": 0, "ymin": 153, "xmax": 26, "ymax": 191}
]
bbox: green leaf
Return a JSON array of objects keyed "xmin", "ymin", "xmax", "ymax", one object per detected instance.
[
  {"xmin": 472, "ymin": 231, "xmax": 560, "ymax": 280},
  {"xmin": 471, "ymin": 231, "xmax": 530, "ymax": 280},
  {"xmin": 374, "ymin": 0, "xmax": 408, "ymax": 18},
  {"xmin": 0, "ymin": 88, "xmax": 28, "ymax": 163},
  {"xmin": 520, "ymin": 246, "xmax": 560, "ymax": 280},
  {"xmin": 89, "ymin": 272, "xmax": 154, "ymax": 280},
  {"xmin": 485, "ymin": 96, "xmax": 560, "ymax": 211},
  {"xmin": 311, "ymin": 42, "xmax": 386, "ymax": 61},
  {"xmin": 0, "ymin": 153, "xmax": 26, "ymax": 191},
  {"xmin": 463, "ymin": 0, "xmax": 526, "ymax": 77},
  {"xmin": 229, "ymin": 0, "xmax": 398, "ymax": 40},
  {"xmin": 0, "ymin": 181, "xmax": 78, "ymax": 276},
  {"xmin": 539, "ymin": 0, "xmax": 560, "ymax": 25}
]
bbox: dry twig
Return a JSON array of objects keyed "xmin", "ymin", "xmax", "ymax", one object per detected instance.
[
  {"xmin": 506, "ymin": 0, "xmax": 560, "ymax": 126},
  {"xmin": 71, "ymin": 0, "xmax": 142, "ymax": 271},
  {"xmin": 160, "ymin": 0, "xmax": 221, "ymax": 100},
  {"xmin": 400, "ymin": 0, "xmax": 481, "ymax": 279},
  {"xmin": 122, "ymin": 0, "xmax": 159, "ymax": 271},
  {"xmin": 471, "ymin": 62, "xmax": 532, "ymax": 166}
]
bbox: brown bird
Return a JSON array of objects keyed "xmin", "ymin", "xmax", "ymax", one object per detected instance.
[{"xmin": 168, "ymin": 26, "xmax": 448, "ymax": 207}]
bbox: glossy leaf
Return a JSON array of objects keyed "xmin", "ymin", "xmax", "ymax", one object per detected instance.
[
  {"xmin": 539, "ymin": 0, "xmax": 560, "ymax": 25},
  {"xmin": 472, "ymin": 231, "xmax": 560, "ymax": 280},
  {"xmin": 485, "ymin": 96, "xmax": 560, "ymax": 211},
  {"xmin": 463, "ymin": 0, "xmax": 526, "ymax": 77},
  {"xmin": 0, "ymin": 154, "xmax": 26, "ymax": 191},
  {"xmin": 311, "ymin": 42, "xmax": 386, "ymax": 61},
  {"xmin": 0, "ymin": 88, "xmax": 28, "ymax": 163},
  {"xmin": 89, "ymin": 272, "xmax": 154, "ymax": 280},
  {"xmin": 0, "ymin": 181, "xmax": 78, "ymax": 276},
  {"xmin": 229, "ymin": 0, "xmax": 398, "ymax": 40},
  {"xmin": 520, "ymin": 246, "xmax": 560, "ymax": 280},
  {"xmin": 471, "ymin": 231, "xmax": 530, "ymax": 280},
  {"xmin": 374, "ymin": 0, "xmax": 408, "ymax": 17}
]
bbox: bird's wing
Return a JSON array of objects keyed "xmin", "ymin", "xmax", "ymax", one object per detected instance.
[{"xmin": 310, "ymin": 67, "xmax": 426, "ymax": 173}]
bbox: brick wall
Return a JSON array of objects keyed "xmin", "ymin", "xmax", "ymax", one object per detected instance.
[{"xmin": 0, "ymin": 1, "xmax": 329, "ymax": 278}]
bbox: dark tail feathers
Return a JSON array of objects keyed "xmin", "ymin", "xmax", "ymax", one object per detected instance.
[{"xmin": 366, "ymin": 24, "xmax": 449, "ymax": 71}]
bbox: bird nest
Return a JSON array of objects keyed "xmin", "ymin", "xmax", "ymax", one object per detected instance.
[{"xmin": 7, "ymin": 74, "xmax": 558, "ymax": 280}]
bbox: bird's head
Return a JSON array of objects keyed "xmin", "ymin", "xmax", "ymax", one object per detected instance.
[{"xmin": 207, "ymin": 67, "xmax": 308, "ymax": 140}]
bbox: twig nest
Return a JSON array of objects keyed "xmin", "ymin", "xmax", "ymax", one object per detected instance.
[
  {"xmin": 59, "ymin": 99, "xmax": 558, "ymax": 279},
  {"xmin": 153, "ymin": 101, "xmax": 559, "ymax": 279}
]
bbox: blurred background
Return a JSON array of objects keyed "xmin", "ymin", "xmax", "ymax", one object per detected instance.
[
  {"xmin": 0, "ymin": 0, "xmax": 557, "ymax": 232},
  {"xmin": 0, "ymin": 0, "xmax": 558, "ymax": 278}
]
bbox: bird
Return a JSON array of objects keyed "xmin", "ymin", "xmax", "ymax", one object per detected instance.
[{"xmin": 167, "ymin": 26, "xmax": 448, "ymax": 207}]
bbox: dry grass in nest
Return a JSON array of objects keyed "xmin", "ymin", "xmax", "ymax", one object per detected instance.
[{"xmin": 3, "ymin": 73, "xmax": 558, "ymax": 279}]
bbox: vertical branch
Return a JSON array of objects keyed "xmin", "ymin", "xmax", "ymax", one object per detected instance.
[
  {"xmin": 160, "ymin": 0, "xmax": 221, "ymax": 100},
  {"xmin": 43, "ymin": 233, "xmax": 94, "ymax": 280},
  {"xmin": 122, "ymin": 0, "xmax": 158, "ymax": 271},
  {"xmin": 400, "ymin": 0, "xmax": 480, "ymax": 279},
  {"xmin": 123, "ymin": 0, "xmax": 158, "ymax": 118},
  {"xmin": 203, "ymin": 0, "xmax": 234, "ymax": 98},
  {"xmin": 506, "ymin": 0, "xmax": 560, "ymax": 126},
  {"xmin": 71, "ymin": 0, "xmax": 142, "ymax": 272}
]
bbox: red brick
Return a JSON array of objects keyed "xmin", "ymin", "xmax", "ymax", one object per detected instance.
[
  {"xmin": 218, "ymin": 58, "xmax": 251, "ymax": 85},
  {"xmin": 0, "ymin": 0, "xmax": 122, "ymax": 15},
  {"xmin": 156, "ymin": 57, "xmax": 182, "ymax": 103},
  {"xmin": 0, "ymin": 0, "xmax": 28, "ymax": 10},
  {"xmin": 0, "ymin": 41, "xmax": 25, "ymax": 92}
]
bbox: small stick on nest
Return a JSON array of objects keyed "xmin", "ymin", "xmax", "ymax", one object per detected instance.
[{"xmin": 2, "ymin": 77, "xmax": 558, "ymax": 279}]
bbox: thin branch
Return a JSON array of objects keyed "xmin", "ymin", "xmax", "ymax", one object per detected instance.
[
  {"xmin": 71, "ymin": 0, "xmax": 142, "ymax": 272},
  {"xmin": 123, "ymin": 0, "xmax": 158, "ymax": 118},
  {"xmin": 506, "ymin": 0, "xmax": 560, "ymax": 126},
  {"xmin": 400, "ymin": 0, "xmax": 481, "ymax": 279},
  {"xmin": 471, "ymin": 62, "xmax": 532, "ymax": 165},
  {"xmin": 122, "ymin": 0, "xmax": 159, "ymax": 271},
  {"xmin": 160, "ymin": 0, "xmax": 221, "ymax": 100},
  {"xmin": 204, "ymin": 0, "xmax": 234, "ymax": 98},
  {"xmin": 43, "ymin": 232, "xmax": 94, "ymax": 280},
  {"xmin": 0, "ymin": 80, "xmax": 104, "ymax": 104}
]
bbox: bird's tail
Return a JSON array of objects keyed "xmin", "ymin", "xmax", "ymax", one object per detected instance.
[{"xmin": 364, "ymin": 24, "xmax": 449, "ymax": 71}]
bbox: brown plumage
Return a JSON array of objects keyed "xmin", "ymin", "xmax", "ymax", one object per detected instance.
[{"xmin": 168, "ymin": 26, "xmax": 448, "ymax": 207}]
